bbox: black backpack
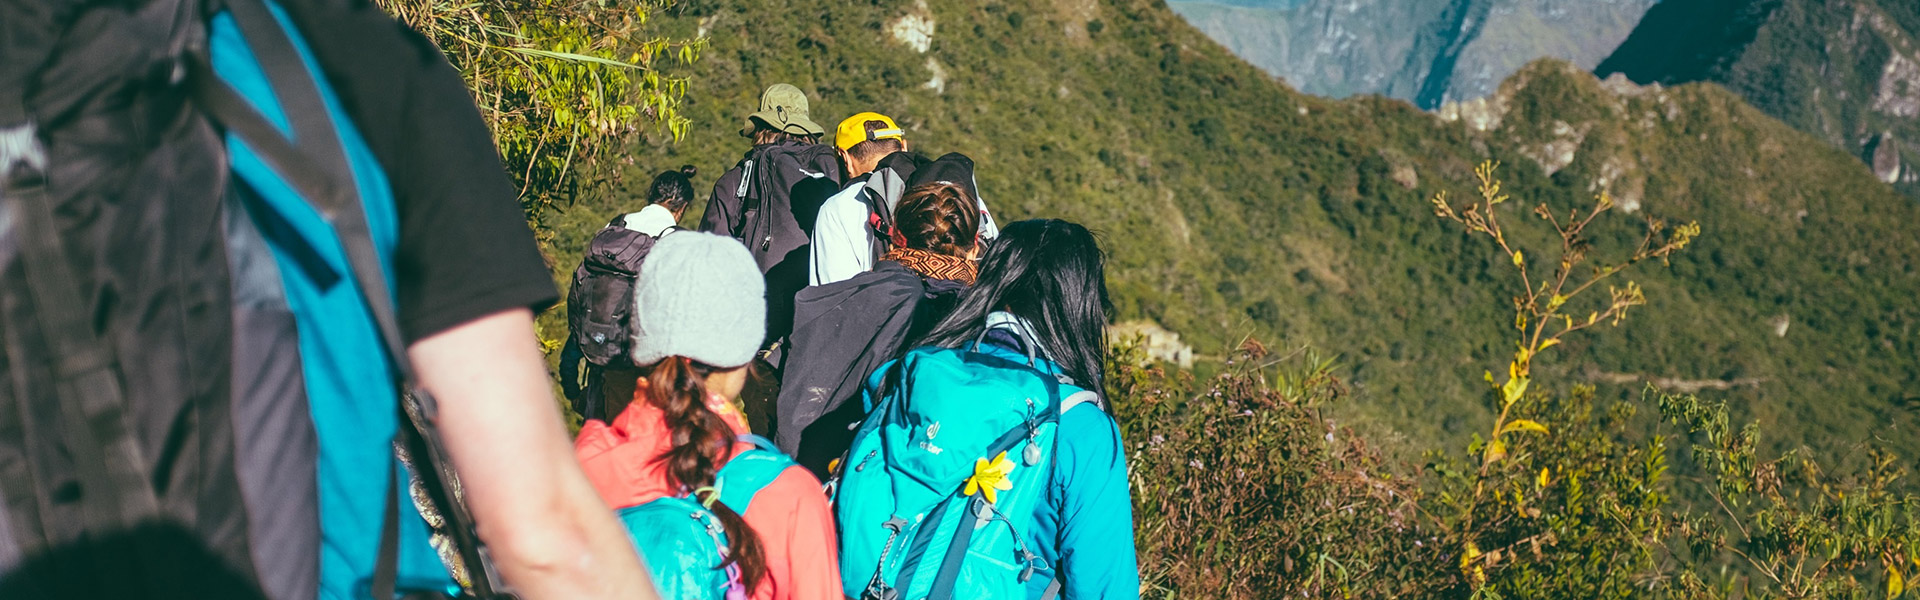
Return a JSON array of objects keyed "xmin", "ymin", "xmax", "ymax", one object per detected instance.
[
  {"xmin": 567, "ymin": 218, "xmax": 677, "ymax": 367},
  {"xmin": 0, "ymin": 0, "xmax": 508, "ymax": 597},
  {"xmin": 727, "ymin": 142, "xmax": 843, "ymax": 272}
]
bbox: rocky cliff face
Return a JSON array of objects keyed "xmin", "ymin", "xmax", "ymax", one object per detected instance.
[
  {"xmin": 1598, "ymin": 0, "xmax": 1920, "ymax": 195},
  {"xmin": 1168, "ymin": 0, "xmax": 1654, "ymax": 107}
]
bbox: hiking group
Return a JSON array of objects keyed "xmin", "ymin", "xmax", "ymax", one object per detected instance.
[{"xmin": 0, "ymin": 1, "xmax": 1138, "ymax": 599}]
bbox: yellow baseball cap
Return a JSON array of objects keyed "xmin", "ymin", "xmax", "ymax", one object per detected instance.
[{"xmin": 835, "ymin": 112, "xmax": 905, "ymax": 151}]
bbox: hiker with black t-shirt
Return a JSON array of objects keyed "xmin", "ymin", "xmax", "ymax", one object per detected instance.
[
  {"xmin": 0, "ymin": 1, "xmax": 657, "ymax": 598},
  {"xmin": 561, "ymin": 166, "xmax": 698, "ymax": 422}
]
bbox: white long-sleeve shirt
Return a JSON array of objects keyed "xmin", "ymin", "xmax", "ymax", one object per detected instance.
[{"xmin": 809, "ymin": 181, "xmax": 873, "ymax": 286}]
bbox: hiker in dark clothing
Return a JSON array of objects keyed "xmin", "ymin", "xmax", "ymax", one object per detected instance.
[
  {"xmin": 697, "ymin": 83, "xmax": 827, "ymax": 239},
  {"xmin": 561, "ymin": 166, "xmax": 698, "ymax": 422},
  {"xmin": 775, "ymin": 182, "xmax": 983, "ymax": 476},
  {"xmin": 697, "ymin": 83, "xmax": 842, "ymax": 359}
]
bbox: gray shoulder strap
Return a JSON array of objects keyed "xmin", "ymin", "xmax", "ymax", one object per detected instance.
[{"xmin": 1062, "ymin": 390, "xmax": 1102, "ymax": 413}]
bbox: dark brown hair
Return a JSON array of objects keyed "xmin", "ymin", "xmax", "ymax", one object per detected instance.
[
  {"xmin": 646, "ymin": 357, "xmax": 767, "ymax": 589},
  {"xmin": 748, "ymin": 118, "xmax": 819, "ymax": 146},
  {"xmin": 894, "ymin": 182, "xmax": 980, "ymax": 257},
  {"xmin": 846, "ymin": 120, "xmax": 905, "ymax": 164}
]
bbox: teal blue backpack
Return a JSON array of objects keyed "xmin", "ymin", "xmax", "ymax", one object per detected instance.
[
  {"xmin": 621, "ymin": 434, "xmax": 796, "ymax": 600},
  {"xmin": 835, "ymin": 334, "xmax": 1100, "ymax": 600}
]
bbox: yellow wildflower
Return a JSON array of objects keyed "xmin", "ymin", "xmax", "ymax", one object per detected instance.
[{"xmin": 964, "ymin": 451, "xmax": 1017, "ymax": 504}]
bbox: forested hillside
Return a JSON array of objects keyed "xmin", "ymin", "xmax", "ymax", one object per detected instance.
[
  {"xmin": 534, "ymin": 0, "xmax": 1920, "ymax": 459},
  {"xmin": 1598, "ymin": 0, "xmax": 1920, "ymax": 197}
]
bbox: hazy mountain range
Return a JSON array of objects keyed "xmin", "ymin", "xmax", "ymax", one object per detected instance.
[
  {"xmin": 1166, "ymin": 0, "xmax": 1657, "ymax": 108},
  {"xmin": 1172, "ymin": 0, "xmax": 1920, "ymax": 196}
]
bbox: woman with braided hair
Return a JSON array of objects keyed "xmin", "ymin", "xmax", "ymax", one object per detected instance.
[{"xmin": 574, "ymin": 231, "xmax": 841, "ymax": 600}]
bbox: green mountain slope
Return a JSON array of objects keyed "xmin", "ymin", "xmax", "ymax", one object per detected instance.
[
  {"xmin": 542, "ymin": 0, "xmax": 1920, "ymax": 458},
  {"xmin": 1167, "ymin": 0, "xmax": 1655, "ymax": 108},
  {"xmin": 1598, "ymin": 0, "xmax": 1920, "ymax": 197}
]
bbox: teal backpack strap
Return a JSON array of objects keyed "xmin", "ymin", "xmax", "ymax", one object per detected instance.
[{"xmin": 715, "ymin": 434, "xmax": 797, "ymax": 515}]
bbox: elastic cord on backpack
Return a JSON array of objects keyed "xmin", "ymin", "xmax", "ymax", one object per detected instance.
[{"xmin": 692, "ymin": 486, "xmax": 721, "ymax": 509}]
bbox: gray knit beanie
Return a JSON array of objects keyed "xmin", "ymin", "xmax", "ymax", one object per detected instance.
[{"xmin": 629, "ymin": 231, "xmax": 766, "ymax": 369}]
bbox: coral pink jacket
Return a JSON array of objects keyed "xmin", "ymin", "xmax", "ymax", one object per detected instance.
[{"xmin": 575, "ymin": 382, "xmax": 843, "ymax": 600}]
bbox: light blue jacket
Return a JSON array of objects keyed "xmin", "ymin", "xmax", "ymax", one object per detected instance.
[{"xmin": 972, "ymin": 321, "xmax": 1141, "ymax": 600}]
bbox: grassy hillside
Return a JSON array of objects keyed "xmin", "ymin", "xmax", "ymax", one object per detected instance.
[
  {"xmin": 538, "ymin": 0, "xmax": 1920, "ymax": 460},
  {"xmin": 1598, "ymin": 0, "xmax": 1920, "ymax": 197}
]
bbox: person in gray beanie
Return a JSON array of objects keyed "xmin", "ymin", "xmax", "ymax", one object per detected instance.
[
  {"xmin": 573, "ymin": 230, "xmax": 845, "ymax": 600},
  {"xmin": 629, "ymin": 231, "xmax": 767, "ymax": 370}
]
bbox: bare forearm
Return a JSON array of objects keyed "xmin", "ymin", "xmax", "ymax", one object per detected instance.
[{"xmin": 410, "ymin": 308, "xmax": 657, "ymax": 599}]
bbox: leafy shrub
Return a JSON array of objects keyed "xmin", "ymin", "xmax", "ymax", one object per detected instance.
[
  {"xmin": 1117, "ymin": 165, "xmax": 1918, "ymax": 599},
  {"xmin": 1113, "ymin": 339, "xmax": 1434, "ymax": 598},
  {"xmin": 377, "ymin": 0, "xmax": 704, "ymax": 231}
]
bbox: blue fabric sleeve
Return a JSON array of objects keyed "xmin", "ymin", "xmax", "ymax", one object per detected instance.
[{"xmin": 1049, "ymin": 405, "xmax": 1141, "ymax": 600}]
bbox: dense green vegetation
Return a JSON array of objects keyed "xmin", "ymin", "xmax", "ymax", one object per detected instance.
[
  {"xmin": 520, "ymin": 0, "xmax": 1920, "ymax": 463},
  {"xmin": 383, "ymin": 0, "xmax": 1920, "ymax": 595},
  {"xmin": 1115, "ymin": 166, "xmax": 1916, "ymax": 598}
]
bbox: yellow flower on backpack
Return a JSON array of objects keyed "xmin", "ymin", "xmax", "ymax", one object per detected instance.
[{"xmin": 964, "ymin": 451, "xmax": 1017, "ymax": 504}]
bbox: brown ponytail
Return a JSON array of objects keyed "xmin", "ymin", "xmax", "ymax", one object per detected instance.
[
  {"xmin": 647, "ymin": 356, "xmax": 768, "ymax": 589},
  {"xmin": 894, "ymin": 182, "xmax": 981, "ymax": 257}
]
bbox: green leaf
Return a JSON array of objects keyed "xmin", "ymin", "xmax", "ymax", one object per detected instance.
[
  {"xmin": 1501, "ymin": 375, "xmax": 1529, "ymax": 407},
  {"xmin": 505, "ymin": 47, "xmax": 643, "ymax": 69},
  {"xmin": 1889, "ymin": 564, "xmax": 1905, "ymax": 599}
]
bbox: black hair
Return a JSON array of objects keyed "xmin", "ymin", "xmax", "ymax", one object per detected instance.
[
  {"xmin": 918, "ymin": 219, "xmax": 1114, "ymax": 391},
  {"xmin": 647, "ymin": 165, "xmax": 698, "ymax": 212}
]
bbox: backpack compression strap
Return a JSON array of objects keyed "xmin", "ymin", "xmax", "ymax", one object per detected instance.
[
  {"xmin": 1, "ymin": 136, "xmax": 162, "ymax": 537},
  {"xmin": 187, "ymin": 1, "xmax": 507, "ymax": 596}
]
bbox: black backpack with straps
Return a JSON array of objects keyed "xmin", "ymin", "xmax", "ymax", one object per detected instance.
[
  {"xmin": 0, "ymin": 0, "xmax": 508, "ymax": 597},
  {"xmin": 727, "ymin": 141, "xmax": 843, "ymax": 273}
]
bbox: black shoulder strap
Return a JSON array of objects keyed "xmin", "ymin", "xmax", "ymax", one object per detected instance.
[
  {"xmin": 1, "ymin": 148, "xmax": 162, "ymax": 537},
  {"xmin": 189, "ymin": 1, "xmax": 508, "ymax": 597}
]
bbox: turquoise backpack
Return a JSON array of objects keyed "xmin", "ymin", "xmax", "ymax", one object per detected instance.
[
  {"xmin": 621, "ymin": 434, "xmax": 796, "ymax": 600},
  {"xmin": 835, "ymin": 335, "xmax": 1099, "ymax": 600}
]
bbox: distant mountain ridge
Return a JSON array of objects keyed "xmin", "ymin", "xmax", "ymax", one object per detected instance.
[
  {"xmin": 1597, "ymin": 0, "xmax": 1920, "ymax": 196},
  {"xmin": 1167, "ymin": 0, "xmax": 1655, "ymax": 107}
]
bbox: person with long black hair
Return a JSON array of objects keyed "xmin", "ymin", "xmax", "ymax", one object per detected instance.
[{"xmin": 836, "ymin": 219, "xmax": 1140, "ymax": 600}]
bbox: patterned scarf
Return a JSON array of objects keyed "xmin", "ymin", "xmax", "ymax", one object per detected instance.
[{"xmin": 883, "ymin": 247, "xmax": 978, "ymax": 285}]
